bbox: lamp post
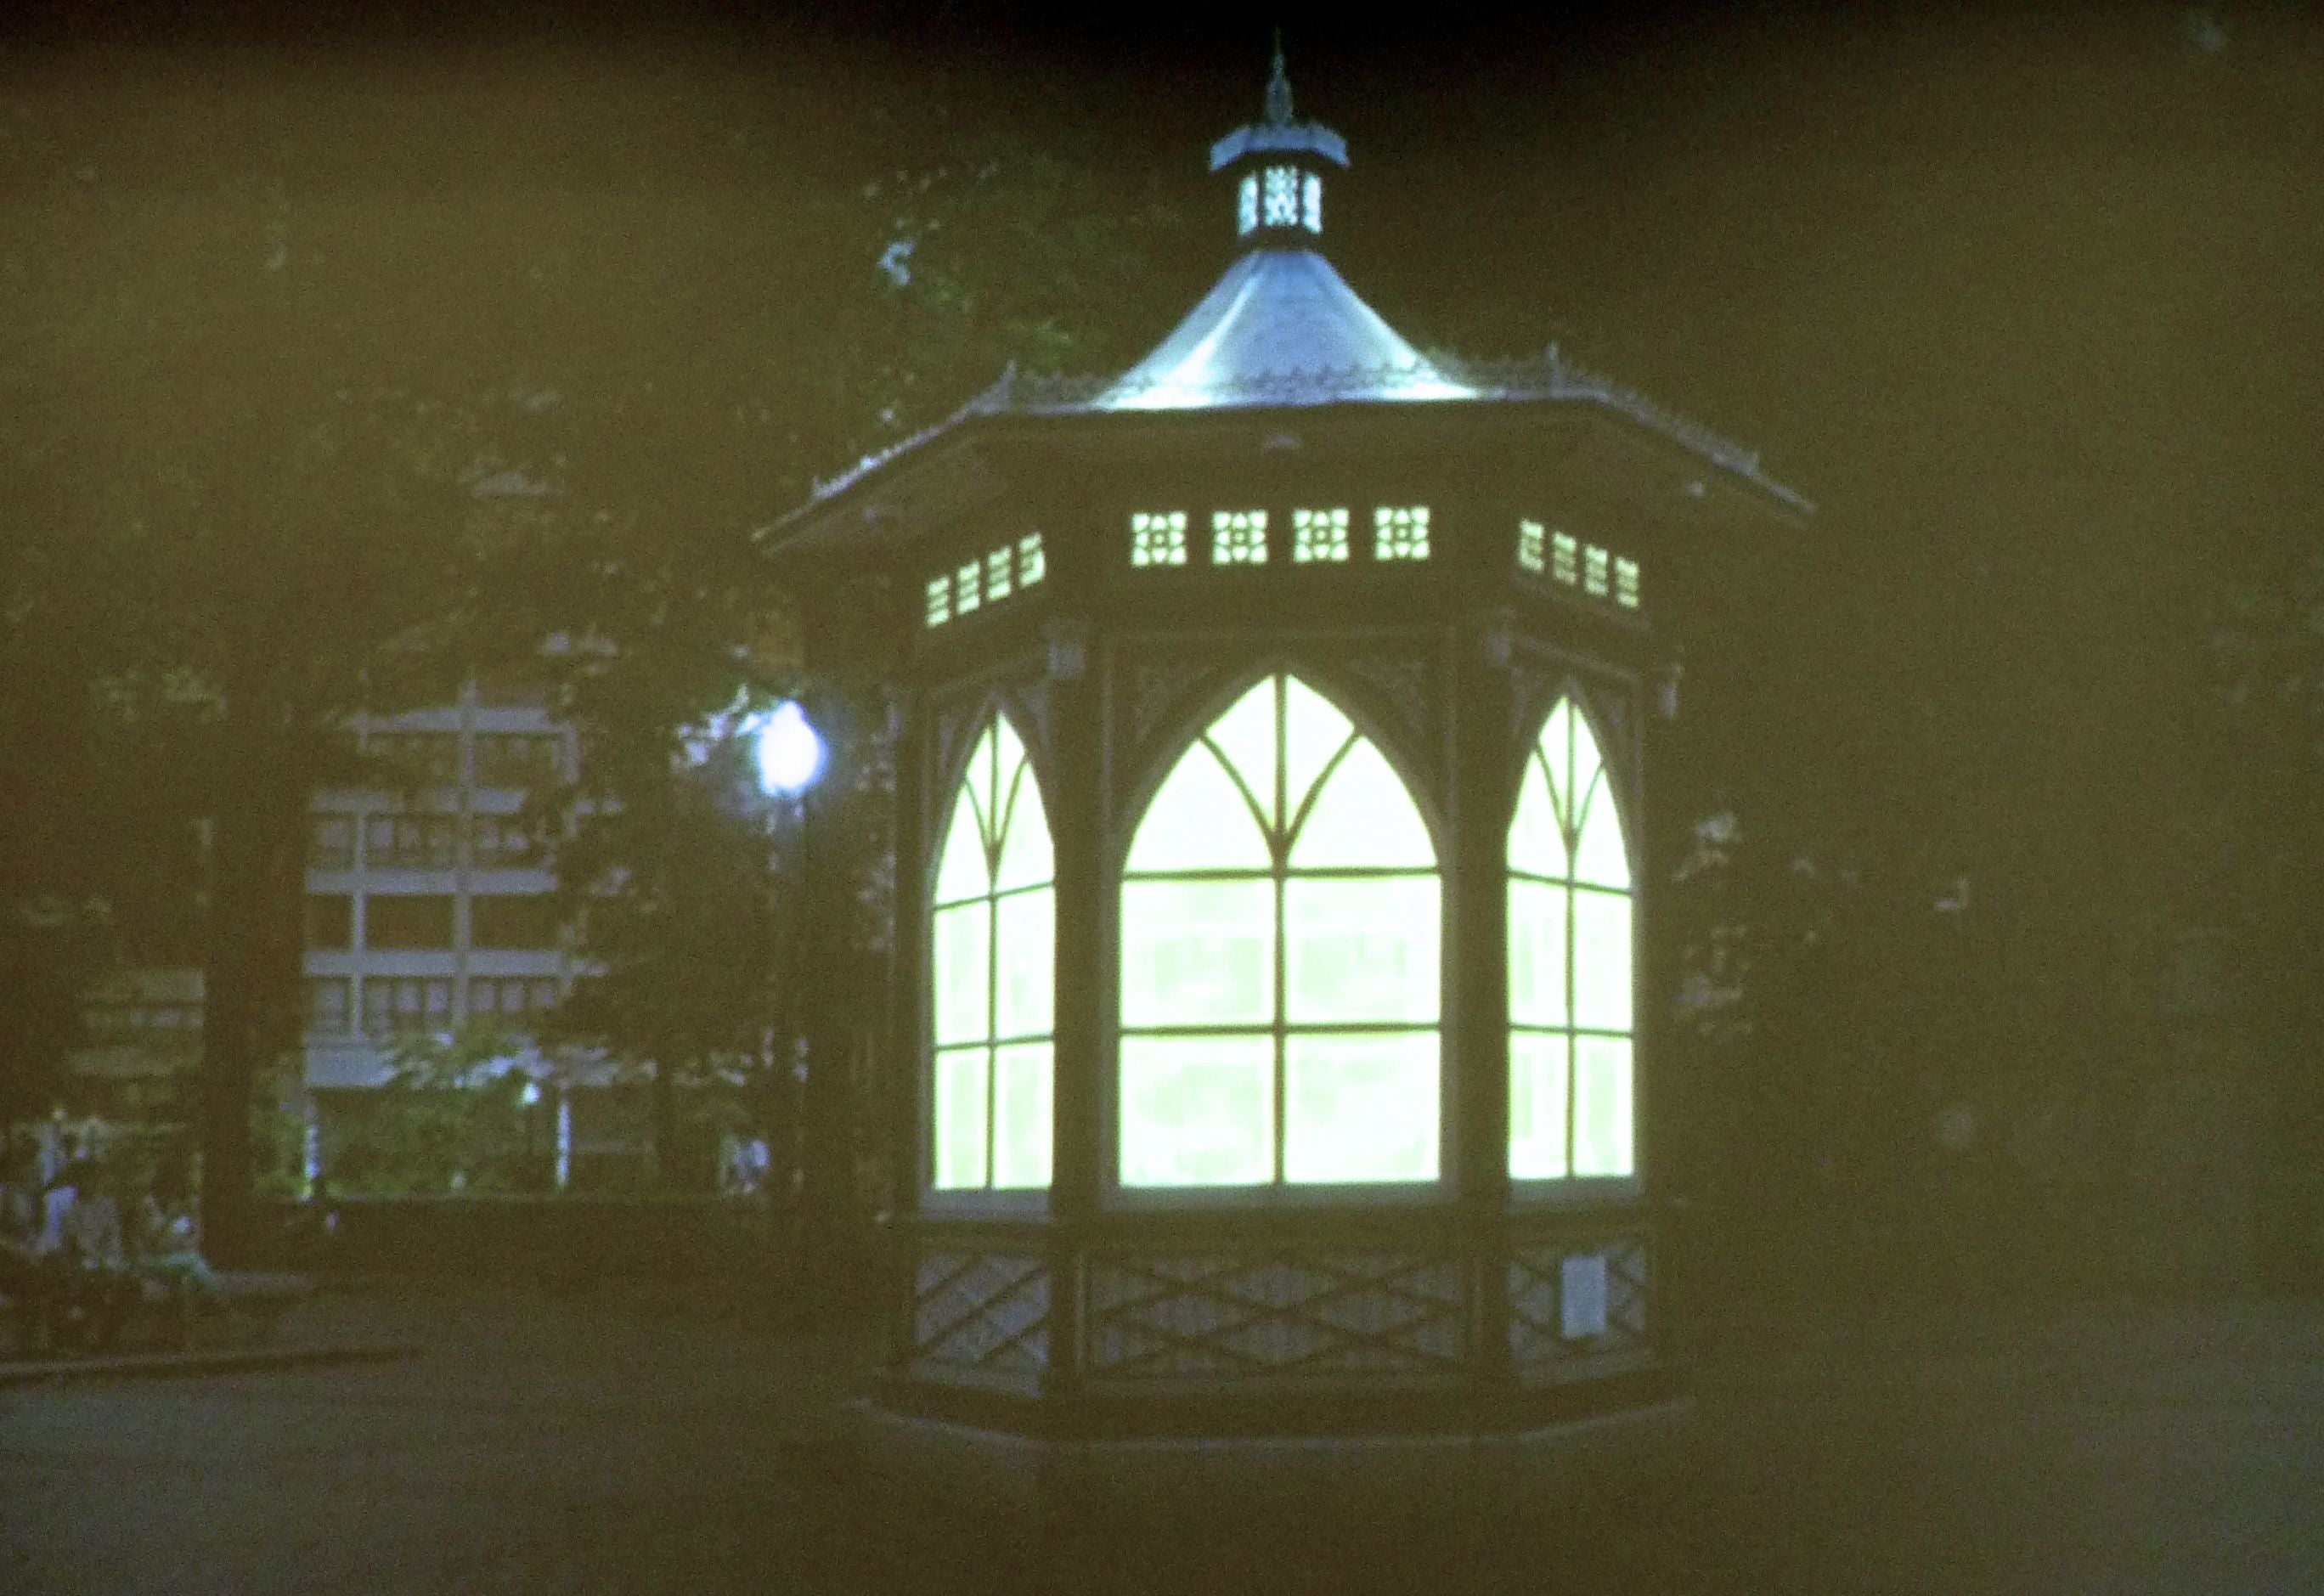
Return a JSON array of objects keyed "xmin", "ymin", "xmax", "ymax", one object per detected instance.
[{"xmin": 752, "ymin": 699, "xmax": 825, "ymax": 1315}]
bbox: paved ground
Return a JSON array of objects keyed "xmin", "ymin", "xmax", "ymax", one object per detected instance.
[{"xmin": 2, "ymin": 1286, "xmax": 2318, "ymax": 1594}]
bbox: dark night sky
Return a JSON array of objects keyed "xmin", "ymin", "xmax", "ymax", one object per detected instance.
[{"xmin": 4, "ymin": 3, "xmax": 2319, "ymax": 1001}]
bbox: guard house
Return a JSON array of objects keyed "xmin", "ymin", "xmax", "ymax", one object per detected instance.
[{"xmin": 765, "ymin": 52, "xmax": 1809, "ymax": 1510}]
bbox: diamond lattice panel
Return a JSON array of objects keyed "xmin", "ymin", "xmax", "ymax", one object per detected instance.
[
  {"xmin": 1086, "ymin": 1252, "xmax": 1467, "ymax": 1381},
  {"xmin": 911, "ymin": 1251, "xmax": 1050, "ymax": 1388},
  {"xmin": 1506, "ymin": 1237, "xmax": 1649, "ymax": 1379}
]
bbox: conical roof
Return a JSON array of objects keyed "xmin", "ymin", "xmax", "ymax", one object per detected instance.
[
  {"xmin": 1097, "ymin": 47, "xmax": 1471, "ymax": 412},
  {"xmin": 1101, "ymin": 249, "xmax": 1475, "ymax": 410}
]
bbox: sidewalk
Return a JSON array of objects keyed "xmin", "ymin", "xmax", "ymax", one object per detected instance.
[{"xmin": 2, "ymin": 1283, "xmax": 2316, "ymax": 1594}]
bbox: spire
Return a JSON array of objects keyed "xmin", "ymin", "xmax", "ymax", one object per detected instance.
[{"xmin": 1263, "ymin": 31, "xmax": 1295, "ymax": 125}]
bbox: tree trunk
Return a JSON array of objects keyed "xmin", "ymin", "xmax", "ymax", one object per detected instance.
[{"xmin": 198, "ymin": 730, "xmax": 312, "ymax": 1267}]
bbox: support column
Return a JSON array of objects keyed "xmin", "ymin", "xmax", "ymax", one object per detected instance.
[
  {"xmin": 1043, "ymin": 616, "xmax": 1101, "ymax": 1402},
  {"xmin": 1452, "ymin": 617, "xmax": 1516, "ymax": 1403}
]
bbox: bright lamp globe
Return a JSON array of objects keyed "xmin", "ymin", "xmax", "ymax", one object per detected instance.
[{"xmin": 755, "ymin": 700, "xmax": 825, "ymax": 797}]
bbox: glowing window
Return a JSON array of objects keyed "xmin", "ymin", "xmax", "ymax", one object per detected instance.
[
  {"xmin": 1583, "ymin": 545, "xmax": 1610, "ymax": 598},
  {"xmin": 931, "ymin": 715, "xmax": 1055, "ymax": 1192},
  {"xmin": 1263, "ymin": 166, "xmax": 1300, "ymax": 228},
  {"xmin": 1551, "ymin": 531, "xmax": 1579, "ymax": 585},
  {"xmin": 1120, "ymin": 674, "xmax": 1441, "ymax": 1188},
  {"xmin": 1300, "ymin": 172, "xmax": 1322, "ymax": 233},
  {"xmin": 1508, "ymin": 697, "xmax": 1634, "ymax": 1181},
  {"xmin": 956, "ymin": 561, "xmax": 983, "ymax": 614},
  {"xmin": 1517, "ymin": 520, "xmax": 1546, "ymax": 574},
  {"xmin": 1615, "ymin": 556, "xmax": 1640, "ymax": 609},
  {"xmin": 1238, "ymin": 174, "xmax": 1259, "ymax": 236},
  {"xmin": 1374, "ymin": 506, "xmax": 1430, "ymax": 562},
  {"xmin": 985, "ymin": 547, "xmax": 1013, "ymax": 602},
  {"xmin": 1131, "ymin": 511, "xmax": 1188, "ymax": 568},
  {"xmin": 1211, "ymin": 510, "xmax": 1268, "ymax": 566},
  {"xmin": 923, "ymin": 578, "xmax": 952, "ymax": 629},
  {"xmin": 1018, "ymin": 533, "xmax": 1046, "ymax": 587},
  {"xmin": 1292, "ymin": 508, "xmax": 1349, "ymax": 564}
]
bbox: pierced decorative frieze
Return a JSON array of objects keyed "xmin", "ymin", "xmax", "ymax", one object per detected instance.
[
  {"xmin": 911, "ymin": 1250, "xmax": 1050, "ymax": 1387},
  {"xmin": 1121, "ymin": 656, "xmax": 1220, "ymax": 755},
  {"xmin": 1506, "ymin": 1236, "xmax": 1650, "ymax": 1379},
  {"xmin": 1340, "ymin": 654, "xmax": 1436, "ymax": 770},
  {"xmin": 1085, "ymin": 1251, "xmax": 1467, "ymax": 1381}
]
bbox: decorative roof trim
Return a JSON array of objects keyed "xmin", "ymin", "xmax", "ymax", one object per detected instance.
[{"xmin": 764, "ymin": 346, "xmax": 1810, "ymax": 544}]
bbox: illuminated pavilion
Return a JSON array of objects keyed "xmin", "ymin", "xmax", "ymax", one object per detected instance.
[{"xmin": 764, "ymin": 50, "xmax": 1809, "ymax": 1517}]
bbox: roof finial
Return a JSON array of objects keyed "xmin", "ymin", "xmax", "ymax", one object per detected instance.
[{"xmin": 1264, "ymin": 30, "xmax": 1294, "ymax": 125}]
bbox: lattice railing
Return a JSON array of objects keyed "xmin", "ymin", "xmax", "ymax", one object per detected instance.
[
  {"xmin": 1506, "ymin": 1236, "xmax": 1650, "ymax": 1379},
  {"xmin": 1085, "ymin": 1250, "xmax": 1467, "ymax": 1380},
  {"xmin": 911, "ymin": 1250, "xmax": 1050, "ymax": 1389}
]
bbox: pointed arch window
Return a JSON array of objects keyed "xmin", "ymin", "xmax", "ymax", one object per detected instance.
[
  {"xmin": 1508, "ymin": 697, "xmax": 1635, "ymax": 1181},
  {"xmin": 1119, "ymin": 674, "xmax": 1441, "ymax": 1188},
  {"xmin": 930, "ymin": 715, "xmax": 1054, "ymax": 1191}
]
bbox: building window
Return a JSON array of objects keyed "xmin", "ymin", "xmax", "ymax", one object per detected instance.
[
  {"xmin": 925, "ymin": 576, "xmax": 953, "ymax": 629},
  {"xmin": 369, "ymin": 732, "xmax": 458, "ymax": 784},
  {"xmin": 930, "ymin": 713, "xmax": 1054, "ymax": 1192},
  {"xmin": 952, "ymin": 560, "xmax": 981, "ymax": 616},
  {"xmin": 1131, "ymin": 510, "xmax": 1188, "ymax": 568},
  {"xmin": 362, "ymin": 977, "xmax": 454, "ymax": 1035},
  {"xmin": 1615, "ymin": 556, "xmax": 1641, "ymax": 609},
  {"xmin": 1210, "ymin": 510, "xmax": 1268, "ymax": 566},
  {"xmin": 311, "ymin": 817, "xmax": 355, "ymax": 869},
  {"xmin": 1508, "ymin": 697, "xmax": 1634, "ymax": 1181},
  {"xmin": 1301, "ymin": 172, "xmax": 1322, "ymax": 233},
  {"xmin": 1238, "ymin": 172, "xmax": 1259, "ymax": 235},
  {"xmin": 471, "ymin": 815, "xmax": 533, "ymax": 868},
  {"xmin": 1517, "ymin": 520, "xmax": 1546, "ymax": 575},
  {"xmin": 364, "ymin": 815, "xmax": 458, "ymax": 870},
  {"xmin": 985, "ymin": 546, "xmax": 1013, "ymax": 602},
  {"xmin": 1120, "ymin": 674, "xmax": 1441, "ymax": 1188},
  {"xmin": 1551, "ymin": 530, "xmax": 1579, "ymax": 585},
  {"xmin": 1292, "ymin": 508, "xmax": 1350, "ymax": 564},
  {"xmin": 1262, "ymin": 165, "xmax": 1300, "ymax": 227},
  {"xmin": 470, "ymin": 894, "xmax": 560, "ymax": 950},
  {"xmin": 306, "ymin": 978, "xmax": 350, "ymax": 1035},
  {"xmin": 1374, "ymin": 505, "xmax": 1430, "ymax": 562},
  {"xmin": 475, "ymin": 734, "xmax": 563, "ymax": 791},
  {"xmin": 1583, "ymin": 544, "xmax": 1610, "ymax": 598},
  {"xmin": 1018, "ymin": 532, "xmax": 1046, "ymax": 586},
  {"xmin": 364, "ymin": 894, "xmax": 455, "ymax": 950},
  {"xmin": 304, "ymin": 894, "xmax": 353, "ymax": 950}
]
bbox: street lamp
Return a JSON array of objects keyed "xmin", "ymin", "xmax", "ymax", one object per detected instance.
[
  {"xmin": 752, "ymin": 698, "xmax": 826, "ymax": 1316},
  {"xmin": 753, "ymin": 699, "xmax": 825, "ymax": 800}
]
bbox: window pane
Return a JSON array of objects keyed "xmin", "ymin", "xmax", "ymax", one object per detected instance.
[
  {"xmin": 933, "ymin": 781, "xmax": 988, "ymax": 907},
  {"xmin": 1507, "ymin": 878, "xmax": 1570, "ymax": 1028},
  {"xmin": 1126, "ymin": 742, "xmax": 1268, "ymax": 872},
  {"xmin": 1119, "ymin": 878, "xmax": 1272, "ymax": 1028},
  {"xmin": 1573, "ymin": 1035, "xmax": 1634, "ymax": 1176},
  {"xmin": 1574, "ymin": 772, "xmax": 1631, "ymax": 888},
  {"xmin": 1573, "ymin": 889, "xmax": 1633, "ymax": 1031},
  {"xmin": 1509, "ymin": 1032, "xmax": 1571, "ymax": 1179},
  {"xmin": 1283, "ymin": 875, "xmax": 1439, "ymax": 1024},
  {"xmin": 932, "ymin": 1047, "xmax": 990, "ymax": 1189},
  {"xmin": 1120, "ymin": 1036, "xmax": 1272, "ymax": 1187},
  {"xmin": 992, "ymin": 758, "xmax": 1053, "ymax": 894},
  {"xmin": 1204, "ymin": 680, "xmax": 1279, "ymax": 831},
  {"xmin": 1283, "ymin": 1031, "xmax": 1438, "ymax": 1183},
  {"xmin": 931, "ymin": 902, "xmax": 990, "ymax": 1046},
  {"xmin": 1289, "ymin": 737, "xmax": 1434, "ymax": 871},
  {"xmin": 1281, "ymin": 676, "xmax": 1353, "ymax": 823},
  {"xmin": 992, "ymin": 1042, "xmax": 1052, "ymax": 1189},
  {"xmin": 994, "ymin": 888, "xmax": 1054, "ymax": 1040},
  {"xmin": 1508, "ymin": 753, "xmax": 1571, "ymax": 880}
]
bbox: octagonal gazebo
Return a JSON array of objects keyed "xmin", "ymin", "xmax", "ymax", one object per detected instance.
[{"xmin": 764, "ymin": 51, "xmax": 1809, "ymax": 1515}]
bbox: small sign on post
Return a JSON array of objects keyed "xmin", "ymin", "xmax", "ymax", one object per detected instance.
[{"xmin": 1560, "ymin": 1251, "xmax": 1609, "ymax": 1341}]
